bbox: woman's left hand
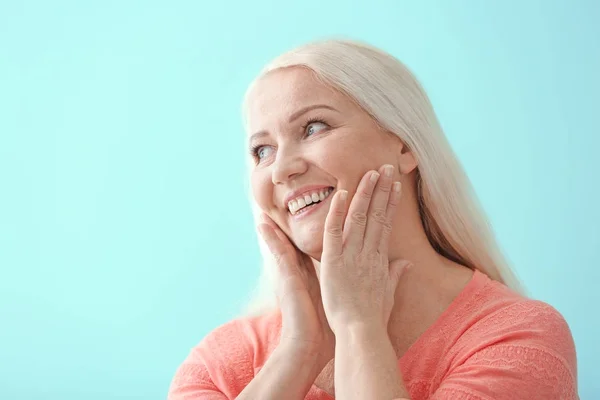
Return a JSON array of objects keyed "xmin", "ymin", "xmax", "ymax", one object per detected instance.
[{"xmin": 319, "ymin": 164, "xmax": 412, "ymax": 334}]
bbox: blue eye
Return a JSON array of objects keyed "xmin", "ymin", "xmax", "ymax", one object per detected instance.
[
  {"xmin": 306, "ymin": 121, "xmax": 328, "ymax": 136},
  {"xmin": 253, "ymin": 145, "xmax": 273, "ymax": 161}
]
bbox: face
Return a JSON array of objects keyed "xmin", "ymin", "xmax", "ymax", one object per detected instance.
[{"xmin": 246, "ymin": 67, "xmax": 407, "ymax": 259}]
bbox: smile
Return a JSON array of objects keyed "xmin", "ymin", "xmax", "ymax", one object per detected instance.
[{"xmin": 288, "ymin": 187, "xmax": 334, "ymax": 215}]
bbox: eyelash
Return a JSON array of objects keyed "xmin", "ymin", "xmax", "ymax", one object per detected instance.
[{"xmin": 249, "ymin": 117, "xmax": 329, "ymax": 160}]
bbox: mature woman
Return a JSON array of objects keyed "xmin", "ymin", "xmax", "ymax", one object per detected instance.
[{"xmin": 168, "ymin": 39, "xmax": 578, "ymax": 399}]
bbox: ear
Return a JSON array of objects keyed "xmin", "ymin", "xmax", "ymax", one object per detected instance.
[{"xmin": 396, "ymin": 142, "xmax": 418, "ymax": 175}]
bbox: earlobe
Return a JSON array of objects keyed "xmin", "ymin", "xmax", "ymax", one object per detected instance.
[{"xmin": 397, "ymin": 144, "xmax": 418, "ymax": 175}]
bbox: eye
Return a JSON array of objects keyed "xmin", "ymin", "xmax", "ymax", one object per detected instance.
[
  {"xmin": 305, "ymin": 120, "xmax": 328, "ymax": 136},
  {"xmin": 251, "ymin": 145, "xmax": 274, "ymax": 162}
]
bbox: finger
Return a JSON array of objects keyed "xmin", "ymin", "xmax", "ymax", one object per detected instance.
[
  {"xmin": 258, "ymin": 222, "xmax": 299, "ymax": 280},
  {"xmin": 322, "ymin": 189, "xmax": 349, "ymax": 257},
  {"xmin": 258, "ymin": 223, "xmax": 287, "ymax": 264},
  {"xmin": 343, "ymin": 170, "xmax": 380, "ymax": 249},
  {"xmin": 379, "ymin": 181, "xmax": 402, "ymax": 256},
  {"xmin": 364, "ymin": 164, "xmax": 395, "ymax": 250},
  {"xmin": 260, "ymin": 213, "xmax": 292, "ymax": 246}
]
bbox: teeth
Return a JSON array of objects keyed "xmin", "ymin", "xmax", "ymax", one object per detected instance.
[{"xmin": 288, "ymin": 188, "xmax": 333, "ymax": 215}]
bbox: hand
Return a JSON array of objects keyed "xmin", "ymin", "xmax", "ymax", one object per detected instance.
[
  {"xmin": 257, "ymin": 214, "xmax": 335, "ymax": 371},
  {"xmin": 319, "ymin": 164, "xmax": 412, "ymax": 334}
]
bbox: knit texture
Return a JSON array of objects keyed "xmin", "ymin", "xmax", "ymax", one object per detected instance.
[{"xmin": 168, "ymin": 270, "xmax": 578, "ymax": 399}]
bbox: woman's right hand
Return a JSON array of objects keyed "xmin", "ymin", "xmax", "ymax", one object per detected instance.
[{"xmin": 257, "ymin": 213, "xmax": 335, "ymax": 373}]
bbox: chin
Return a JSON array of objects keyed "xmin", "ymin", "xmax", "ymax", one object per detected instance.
[
  {"xmin": 294, "ymin": 235, "xmax": 323, "ymax": 261},
  {"xmin": 291, "ymin": 222, "xmax": 324, "ymax": 257}
]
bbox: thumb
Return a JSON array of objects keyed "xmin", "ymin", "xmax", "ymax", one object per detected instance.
[{"xmin": 389, "ymin": 259, "xmax": 412, "ymax": 286}]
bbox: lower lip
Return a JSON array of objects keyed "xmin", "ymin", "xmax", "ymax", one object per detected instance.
[{"xmin": 290, "ymin": 191, "xmax": 334, "ymax": 221}]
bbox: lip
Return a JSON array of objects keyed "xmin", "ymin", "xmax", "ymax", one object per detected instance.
[{"xmin": 283, "ymin": 185, "xmax": 334, "ymax": 209}]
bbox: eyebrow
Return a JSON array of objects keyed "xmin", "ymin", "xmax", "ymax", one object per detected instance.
[{"xmin": 248, "ymin": 104, "xmax": 338, "ymax": 143}]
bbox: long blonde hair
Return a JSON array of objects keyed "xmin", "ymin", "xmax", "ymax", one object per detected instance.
[{"xmin": 241, "ymin": 39, "xmax": 524, "ymax": 315}]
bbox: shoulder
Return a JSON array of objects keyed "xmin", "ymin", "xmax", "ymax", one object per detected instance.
[
  {"xmin": 168, "ymin": 311, "xmax": 282, "ymax": 399},
  {"xmin": 467, "ymin": 280, "xmax": 576, "ymax": 366},
  {"xmin": 444, "ymin": 280, "xmax": 578, "ymax": 399}
]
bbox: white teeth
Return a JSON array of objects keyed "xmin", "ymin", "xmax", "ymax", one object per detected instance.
[
  {"xmin": 290, "ymin": 200, "xmax": 298, "ymax": 213},
  {"xmin": 287, "ymin": 188, "xmax": 333, "ymax": 215}
]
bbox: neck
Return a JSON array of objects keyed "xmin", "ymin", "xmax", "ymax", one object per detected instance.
[{"xmin": 384, "ymin": 193, "xmax": 474, "ymax": 356}]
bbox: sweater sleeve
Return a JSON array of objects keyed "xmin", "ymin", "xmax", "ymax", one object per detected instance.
[
  {"xmin": 167, "ymin": 320, "xmax": 255, "ymax": 400},
  {"xmin": 431, "ymin": 302, "xmax": 578, "ymax": 400}
]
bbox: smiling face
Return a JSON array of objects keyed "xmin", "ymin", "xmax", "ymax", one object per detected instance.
[{"xmin": 246, "ymin": 67, "xmax": 405, "ymax": 259}]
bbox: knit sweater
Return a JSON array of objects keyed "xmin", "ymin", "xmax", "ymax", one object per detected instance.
[{"xmin": 168, "ymin": 270, "xmax": 578, "ymax": 399}]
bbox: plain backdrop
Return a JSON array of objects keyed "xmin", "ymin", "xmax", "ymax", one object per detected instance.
[{"xmin": 1, "ymin": 0, "xmax": 598, "ymax": 399}]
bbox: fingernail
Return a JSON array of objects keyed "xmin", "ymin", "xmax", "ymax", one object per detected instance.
[
  {"xmin": 393, "ymin": 181, "xmax": 401, "ymax": 193},
  {"xmin": 339, "ymin": 190, "xmax": 348, "ymax": 201},
  {"xmin": 385, "ymin": 165, "xmax": 394, "ymax": 177},
  {"xmin": 370, "ymin": 172, "xmax": 380, "ymax": 183}
]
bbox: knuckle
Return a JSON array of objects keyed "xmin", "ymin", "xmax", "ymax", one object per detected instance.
[
  {"xmin": 358, "ymin": 188, "xmax": 372, "ymax": 200},
  {"xmin": 379, "ymin": 182, "xmax": 392, "ymax": 193},
  {"xmin": 370, "ymin": 207, "xmax": 387, "ymax": 223},
  {"xmin": 333, "ymin": 208, "xmax": 346, "ymax": 217},
  {"xmin": 350, "ymin": 211, "xmax": 368, "ymax": 226},
  {"xmin": 382, "ymin": 221, "xmax": 393, "ymax": 234},
  {"xmin": 326, "ymin": 226, "xmax": 343, "ymax": 237}
]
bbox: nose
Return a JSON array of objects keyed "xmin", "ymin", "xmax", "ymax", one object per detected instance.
[{"xmin": 271, "ymin": 145, "xmax": 308, "ymax": 185}]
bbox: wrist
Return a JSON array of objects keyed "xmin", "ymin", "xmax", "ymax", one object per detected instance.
[
  {"xmin": 336, "ymin": 321, "xmax": 389, "ymax": 345},
  {"xmin": 278, "ymin": 337, "xmax": 322, "ymax": 358},
  {"xmin": 274, "ymin": 341, "xmax": 323, "ymax": 384},
  {"xmin": 276, "ymin": 339, "xmax": 323, "ymax": 368},
  {"xmin": 240, "ymin": 339, "xmax": 321, "ymax": 400}
]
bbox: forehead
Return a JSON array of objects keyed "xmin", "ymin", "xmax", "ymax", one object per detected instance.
[{"xmin": 245, "ymin": 67, "xmax": 342, "ymax": 133}]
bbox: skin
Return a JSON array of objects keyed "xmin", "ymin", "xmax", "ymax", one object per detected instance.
[{"xmin": 240, "ymin": 67, "xmax": 474, "ymax": 399}]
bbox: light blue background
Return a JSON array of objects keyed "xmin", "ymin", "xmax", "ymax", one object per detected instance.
[{"xmin": 1, "ymin": 0, "xmax": 598, "ymax": 398}]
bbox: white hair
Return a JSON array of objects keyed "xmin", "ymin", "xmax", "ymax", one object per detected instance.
[{"xmin": 240, "ymin": 39, "xmax": 525, "ymax": 316}]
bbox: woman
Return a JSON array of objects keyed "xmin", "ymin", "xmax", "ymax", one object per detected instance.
[{"xmin": 168, "ymin": 39, "xmax": 578, "ymax": 399}]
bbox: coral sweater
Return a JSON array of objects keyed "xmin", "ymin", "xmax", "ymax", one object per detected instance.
[{"xmin": 168, "ymin": 270, "xmax": 578, "ymax": 399}]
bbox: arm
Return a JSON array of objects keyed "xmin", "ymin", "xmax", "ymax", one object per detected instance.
[
  {"xmin": 169, "ymin": 336, "xmax": 322, "ymax": 400},
  {"xmin": 237, "ymin": 343, "xmax": 321, "ymax": 400},
  {"xmin": 335, "ymin": 323, "xmax": 410, "ymax": 400}
]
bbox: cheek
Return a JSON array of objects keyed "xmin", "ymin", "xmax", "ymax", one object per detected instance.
[
  {"xmin": 317, "ymin": 136, "xmax": 373, "ymax": 178},
  {"xmin": 250, "ymin": 171, "xmax": 273, "ymax": 209},
  {"xmin": 312, "ymin": 137, "xmax": 353, "ymax": 170}
]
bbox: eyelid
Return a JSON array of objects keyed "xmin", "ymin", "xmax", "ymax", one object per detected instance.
[{"xmin": 302, "ymin": 117, "xmax": 330, "ymax": 133}]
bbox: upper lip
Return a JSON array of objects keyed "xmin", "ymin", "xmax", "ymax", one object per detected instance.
[{"xmin": 283, "ymin": 185, "xmax": 334, "ymax": 208}]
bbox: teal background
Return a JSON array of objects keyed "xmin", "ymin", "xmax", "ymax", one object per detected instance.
[{"xmin": 1, "ymin": 0, "xmax": 598, "ymax": 398}]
